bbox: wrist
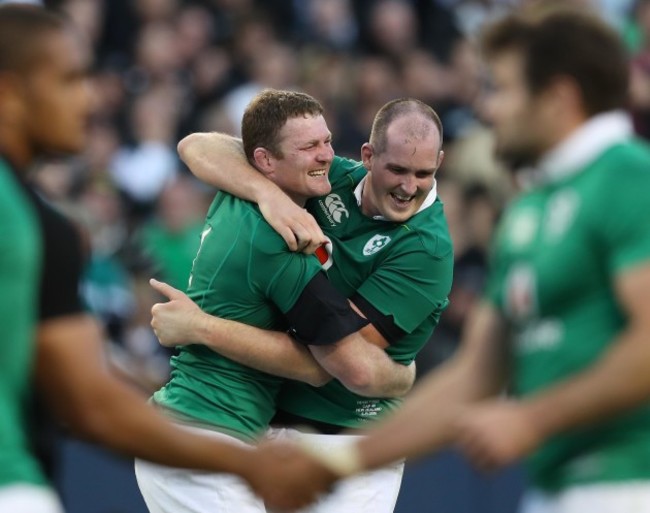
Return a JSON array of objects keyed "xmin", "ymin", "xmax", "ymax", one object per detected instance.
[
  {"xmin": 519, "ymin": 398, "xmax": 557, "ymax": 441},
  {"xmin": 298, "ymin": 439, "xmax": 365, "ymax": 477},
  {"xmin": 190, "ymin": 309, "xmax": 211, "ymax": 344},
  {"xmin": 255, "ymin": 181, "xmax": 285, "ymax": 207}
]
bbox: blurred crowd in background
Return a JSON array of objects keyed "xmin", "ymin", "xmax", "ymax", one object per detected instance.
[{"xmin": 22, "ymin": 0, "xmax": 650, "ymax": 391}]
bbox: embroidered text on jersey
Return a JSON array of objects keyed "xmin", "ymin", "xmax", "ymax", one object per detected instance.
[{"xmin": 363, "ymin": 234, "xmax": 392, "ymax": 256}]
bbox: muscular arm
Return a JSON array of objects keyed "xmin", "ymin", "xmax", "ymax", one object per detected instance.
[
  {"xmin": 151, "ymin": 279, "xmax": 415, "ymax": 398},
  {"xmin": 450, "ymin": 264, "xmax": 650, "ymax": 470},
  {"xmin": 150, "ymin": 279, "xmax": 332, "ymax": 387},
  {"xmin": 34, "ymin": 313, "xmax": 253, "ymax": 472},
  {"xmin": 190, "ymin": 308, "xmax": 414, "ymax": 397},
  {"xmin": 308, "ymin": 324, "xmax": 416, "ymax": 398},
  {"xmin": 177, "ymin": 133, "xmax": 262, "ymax": 198},
  {"xmin": 34, "ymin": 312, "xmax": 337, "ymax": 510},
  {"xmin": 177, "ymin": 132, "xmax": 324, "ymax": 252},
  {"xmin": 354, "ymin": 301, "xmax": 509, "ymax": 470}
]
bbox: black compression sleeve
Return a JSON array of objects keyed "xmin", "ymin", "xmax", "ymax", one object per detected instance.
[
  {"xmin": 31, "ymin": 191, "xmax": 85, "ymax": 320},
  {"xmin": 349, "ymin": 292, "xmax": 406, "ymax": 346},
  {"xmin": 285, "ymin": 272, "xmax": 369, "ymax": 346}
]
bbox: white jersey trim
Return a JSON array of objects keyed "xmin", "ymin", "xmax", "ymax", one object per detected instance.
[{"xmin": 535, "ymin": 110, "xmax": 633, "ymax": 184}]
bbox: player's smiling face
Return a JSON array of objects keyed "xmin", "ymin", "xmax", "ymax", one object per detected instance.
[
  {"xmin": 268, "ymin": 114, "xmax": 334, "ymax": 206},
  {"xmin": 361, "ymin": 116, "xmax": 443, "ymax": 223},
  {"xmin": 484, "ymin": 50, "xmax": 552, "ymax": 168},
  {"xmin": 24, "ymin": 29, "xmax": 92, "ymax": 156}
]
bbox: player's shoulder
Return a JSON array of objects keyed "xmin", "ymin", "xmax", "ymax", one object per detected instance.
[
  {"xmin": 594, "ymin": 138, "xmax": 650, "ymax": 177},
  {"xmin": 206, "ymin": 190, "xmax": 291, "ymax": 254},
  {"xmin": 582, "ymin": 139, "xmax": 650, "ymax": 200},
  {"xmin": 397, "ymin": 199, "xmax": 453, "ymax": 261},
  {"xmin": 328, "ymin": 155, "xmax": 367, "ymax": 189}
]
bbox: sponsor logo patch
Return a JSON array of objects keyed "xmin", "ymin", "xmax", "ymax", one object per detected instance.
[{"xmin": 322, "ymin": 194, "xmax": 349, "ymax": 225}]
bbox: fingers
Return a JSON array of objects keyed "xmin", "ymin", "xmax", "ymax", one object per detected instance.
[
  {"xmin": 293, "ymin": 222, "xmax": 326, "ymax": 255},
  {"xmin": 278, "ymin": 227, "xmax": 299, "ymax": 252},
  {"xmin": 456, "ymin": 433, "xmax": 496, "ymax": 473},
  {"xmin": 150, "ymin": 278, "xmax": 184, "ymax": 300},
  {"xmin": 301, "ymin": 236, "xmax": 323, "ymax": 255}
]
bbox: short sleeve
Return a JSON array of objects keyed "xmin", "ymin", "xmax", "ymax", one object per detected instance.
[
  {"xmin": 356, "ymin": 242, "xmax": 454, "ymax": 334},
  {"xmin": 35, "ymin": 193, "xmax": 85, "ymax": 320},
  {"xmin": 594, "ymin": 154, "xmax": 650, "ymax": 274},
  {"xmin": 261, "ymin": 249, "xmax": 324, "ymax": 314}
]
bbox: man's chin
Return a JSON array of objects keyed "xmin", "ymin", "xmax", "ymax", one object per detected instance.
[
  {"xmin": 311, "ymin": 182, "xmax": 332, "ymax": 197},
  {"xmin": 381, "ymin": 207, "xmax": 413, "ymax": 223}
]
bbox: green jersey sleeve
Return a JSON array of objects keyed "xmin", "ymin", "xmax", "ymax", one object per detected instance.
[
  {"xmin": 593, "ymin": 143, "xmax": 650, "ymax": 274},
  {"xmin": 356, "ymin": 233, "xmax": 454, "ymax": 334},
  {"xmin": 250, "ymin": 224, "xmax": 323, "ymax": 314}
]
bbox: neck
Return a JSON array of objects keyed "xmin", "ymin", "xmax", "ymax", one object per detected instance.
[
  {"xmin": 286, "ymin": 191, "xmax": 307, "ymax": 208},
  {"xmin": 546, "ymin": 110, "xmax": 587, "ymax": 153},
  {"xmin": 359, "ymin": 176, "xmax": 378, "ymax": 217}
]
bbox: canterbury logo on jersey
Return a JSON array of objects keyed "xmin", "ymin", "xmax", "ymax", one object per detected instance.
[
  {"xmin": 319, "ymin": 194, "xmax": 349, "ymax": 226},
  {"xmin": 315, "ymin": 237, "xmax": 333, "ymax": 270},
  {"xmin": 363, "ymin": 234, "xmax": 391, "ymax": 256}
]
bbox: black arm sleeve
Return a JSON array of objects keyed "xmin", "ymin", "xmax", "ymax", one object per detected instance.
[
  {"xmin": 31, "ymin": 191, "xmax": 85, "ymax": 320},
  {"xmin": 285, "ymin": 272, "xmax": 369, "ymax": 346},
  {"xmin": 349, "ymin": 292, "xmax": 407, "ymax": 346}
]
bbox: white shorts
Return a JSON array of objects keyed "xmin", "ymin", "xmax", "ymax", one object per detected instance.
[
  {"xmin": 520, "ymin": 481, "xmax": 650, "ymax": 513},
  {"xmin": 268, "ymin": 428, "xmax": 404, "ymax": 513},
  {"xmin": 0, "ymin": 484, "xmax": 64, "ymax": 513},
  {"xmin": 134, "ymin": 425, "xmax": 265, "ymax": 513}
]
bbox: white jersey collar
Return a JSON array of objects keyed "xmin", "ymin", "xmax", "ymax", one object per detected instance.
[
  {"xmin": 535, "ymin": 110, "xmax": 633, "ymax": 184},
  {"xmin": 353, "ymin": 174, "xmax": 438, "ymax": 221}
]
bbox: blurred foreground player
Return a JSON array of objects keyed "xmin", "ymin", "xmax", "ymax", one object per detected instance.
[{"xmin": 0, "ymin": 5, "xmax": 329, "ymax": 512}]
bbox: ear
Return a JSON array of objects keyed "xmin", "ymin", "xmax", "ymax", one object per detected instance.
[
  {"xmin": 360, "ymin": 142, "xmax": 373, "ymax": 171},
  {"xmin": 436, "ymin": 150, "xmax": 445, "ymax": 170},
  {"xmin": 252, "ymin": 147, "xmax": 274, "ymax": 178},
  {"xmin": 0, "ymin": 71, "xmax": 26, "ymax": 122},
  {"xmin": 547, "ymin": 76, "xmax": 582, "ymax": 115}
]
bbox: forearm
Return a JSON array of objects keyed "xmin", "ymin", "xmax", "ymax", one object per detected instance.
[
  {"xmin": 177, "ymin": 132, "xmax": 281, "ymax": 202},
  {"xmin": 72, "ymin": 371, "xmax": 254, "ymax": 472},
  {"xmin": 309, "ymin": 337, "xmax": 415, "ymax": 398},
  {"xmin": 36, "ymin": 314, "xmax": 254, "ymax": 474},
  {"xmin": 356, "ymin": 353, "xmax": 490, "ymax": 469},
  {"xmin": 355, "ymin": 301, "xmax": 508, "ymax": 470},
  {"xmin": 522, "ymin": 324, "xmax": 650, "ymax": 439},
  {"xmin": 348, "ymin": 355, "xmax": 415, "ymax": 398},
  {"xmin": 363, "ymin": 360, "xmax": 415, "ymax": 398},
  {"xmin": 191, "ymin": 311, "xmax": 332, "ymax": 386}
]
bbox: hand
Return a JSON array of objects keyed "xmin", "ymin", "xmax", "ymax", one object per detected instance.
[
  {"xmin": 245, "ymin": 440, "xmax": 338, "ymax": 511},
  {"xmin": 149, "ymin": 278, "xmax": 204, "ymax": 346},
  {"xmin": 258, "ymin": 187, "xmax": 326, "ymax": 254},
  {"xmin": 454, "ymin": 399, "xmax": 544, "ymax": 472}
]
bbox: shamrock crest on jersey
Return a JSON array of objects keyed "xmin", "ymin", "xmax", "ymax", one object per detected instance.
[{"xmin": 363, "ymin": 234, "xmax": 392, "ymax": 256}]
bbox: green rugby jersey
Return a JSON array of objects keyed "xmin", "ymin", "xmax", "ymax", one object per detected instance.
[
  {"xmin": 139, "ymin": 219, "xmax": 203, "ymax": 291},
  {"xmin": 486, "ymin": 137, "xmax": 650, "ymax": 490},
  {"xmin": 277, "ymin": 156, "xmax": 454, "ymax": 428},
  {"xmin": 153, "ymin": 192, "xmax": 322, "ymax": 442},
  {"xmin": 0, "ymin": 159, "xmax": 45, "ymax": 487}
]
